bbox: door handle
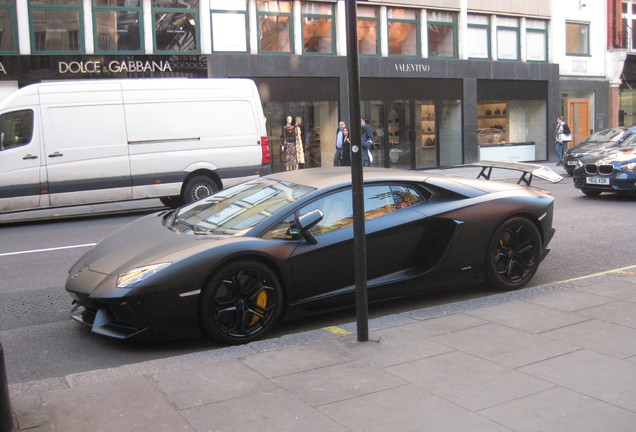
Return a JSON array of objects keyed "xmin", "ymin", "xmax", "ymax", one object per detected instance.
[
  {"xmin": 23, "ymin": 154, "xmax": 38, "ymax": 160},
  {"xmin": 48, "ymin": 152, "xmax": 64, "ymax": 158}
]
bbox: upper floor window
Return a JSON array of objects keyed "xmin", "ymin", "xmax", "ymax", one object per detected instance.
[
  {"xmin": 29, "ymin": 0, "xmax": 83, "ymax": 53},
  {"xmin": 427, "ymin": 10, "xmax": 456, "ymax": 58},
  {"xmin": 0, "ymin": 0, "xmax": 17, "ymax": 53},
  {"xmin": 211, "ymin": 0, "xmax": 248, "ymax": 52},
  {"xmin": 357, "ymin": 5, "xmax": 379, "ymax": 55},
  {"xmin": 467, "ymin": 13, "xmax": 490, "ymax": 59},
  {"xmin": 387, "ymin": 8, "xmax": 419, "ymax": 56},
  {"xmin": 93, "ymin": 0, "xmax": 143, "ymax": 53},
  {"xmin": 301, "ymin": 2, "xmax": 334, "ymax": 54},
  {"xmin": 566, "ymin": 22, "xmax": 589, "ymax": 56},
  {"xmin": 526, "ymin": 19, "xmax": 547, "ymax": 62},
  {"xmin": 152, "ymin": 0, "xmax": 199, "ymax": 53},
  {"xmin": 496, "ymin": 16, "xmax": 519, "ymax": 60},
  {"xmin": 257, "ymin": 0, "xmax": 292, "ymax": 53}
]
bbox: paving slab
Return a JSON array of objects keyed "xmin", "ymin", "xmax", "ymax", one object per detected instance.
[
  {"xmin": 523, "ymin": 289, "xmax": 616, "ymax": 311},
  {"xmin": 573, "ymin": 280, "xmax": 636, "ymax": 302},
  {"xmin": 576, "ymin": 300, "xmax": 636, "ymax": 329}
]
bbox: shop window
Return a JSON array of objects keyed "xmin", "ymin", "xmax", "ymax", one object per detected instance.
[
  {"xmin": 211, "ymin": 0, "xmax": 248, "ymax": 52},
  {"xmin": 496, "ymin": 16, "xmax": 519, "ymax": 61},
  {"xmin": 93, "ymin": 0, "xmax": 143, "ymax": 53},
  {"xmin": 467, "ymin": 13, "xmax": 490, "ymax": 59},
  {"xmin": 357, "ymin": 5, "xmax": 379, "ymax": 56},
  {"xmin": 566, "ymin": 22, "xmax": 589, "ymax": 56},
  {"xmin": 0, "ymin": 0, "xmax": 17, "ymax": 53},
  {"xmin": 427, "ymin": 10, "xmax": 456, "ymax": 58},
  {"xmin": 257, "ymin": 0, "xmax": 292, "ymax": 53},
  {"xmin": 301, "ymin": 2, "xmax": 334, "ymax": 54},
  {"xmin": 526, "ymin": 19, "xmax": 547, "ymax": 62},
  {"xmin": 152, "ymin": 0, "xmax": 198, "ymax": 53},
  {"xmin": 387, "ymin": 8, "xmax": 419, "ymax": 56},
  {"xmin": 29, "ymin": 0, "xmax": 84, "ymax": 53}
]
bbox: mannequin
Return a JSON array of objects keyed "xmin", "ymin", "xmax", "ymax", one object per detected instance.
[
  {"xmin": 294, "ymin": 116, "xmax": 305, "ymax": 168},
  {"xmin": 282, "ymin": 115, "xmax": 297, "ymax": 170}
]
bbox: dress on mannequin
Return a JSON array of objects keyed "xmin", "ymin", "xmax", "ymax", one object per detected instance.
[
  {"xmin": 282, "ymin": 116, "xmax": 297, "ymax": 170},
  {"xmin": 294, "ymin": 116, "xmax": 305, "ymax": 167}
]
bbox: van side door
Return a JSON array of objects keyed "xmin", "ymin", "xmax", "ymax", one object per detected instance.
[
  {"xmin": 38, "ymin": 82, "xmax": 132, "ymax": 207},
  {"xmin": 0, "ymin": 108, "xmax": 43, "ymax": 212}
]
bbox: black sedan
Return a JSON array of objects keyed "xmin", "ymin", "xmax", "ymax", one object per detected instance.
[
  {"xmin": 66, "ymin": 167, "xmax": 556, "ymax": 344},
  {"xmin": 563, "ymin": 126, "xmax": 632, "ymax": 175},
  {"xmin": 573, "ymin": 132, "xmax": 636, "ymax": 196}
]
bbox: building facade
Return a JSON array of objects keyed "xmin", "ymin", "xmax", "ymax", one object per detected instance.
[{"xmin": 0, "ymin": 0, "xmax": 614, "ymax": 172}]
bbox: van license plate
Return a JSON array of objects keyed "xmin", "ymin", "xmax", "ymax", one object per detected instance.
[{"xmin": 586, "ymin": 177, "xmax": 609, "ymax": 185}]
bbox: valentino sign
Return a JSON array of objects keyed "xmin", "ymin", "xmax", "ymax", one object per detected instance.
[
  {"xmin": 58, "ymin": 59, "xmax": 173, "ymax": 74},
  {"xmin": 394, "ymin": 63, "xmax": 431, "ymax": 73}
]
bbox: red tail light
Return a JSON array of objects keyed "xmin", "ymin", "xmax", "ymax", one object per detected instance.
[{"xmin": 261, "ymin": 136, "xmax": 271, "ymax": 165}]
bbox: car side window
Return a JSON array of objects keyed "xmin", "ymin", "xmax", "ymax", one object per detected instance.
[
  {"xmin": 0, "ymin": 109, "xmax": 34, "ymax": 152},
  {"xmin": 303, "ymin": 189, "xmax": 354, "ymax": 235}
]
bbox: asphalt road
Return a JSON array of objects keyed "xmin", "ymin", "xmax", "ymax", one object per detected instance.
[{"xmin": 1, "ymin": 175, "xmax": 635, "ymax": 385}]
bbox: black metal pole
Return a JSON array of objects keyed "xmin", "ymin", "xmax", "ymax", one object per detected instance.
[
  {"xmin": 344, "ymin": 0, "xmax": 368, "ymax": 342},
  {"xmin": 0, "ymin": 342, "xmax": 13, "ymax": 432}
]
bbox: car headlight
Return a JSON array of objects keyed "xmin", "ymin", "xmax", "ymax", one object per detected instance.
[
  {"xmin": 621, "ymin": 162, "xmax": 636, "ymax": 173},
  {"xmin": 116, "ymin": 263, "xmax": 172, "ymax": 288},
  {"xmin": 577, "ymin": 160, "xmax": 585, "ymax": 168}
]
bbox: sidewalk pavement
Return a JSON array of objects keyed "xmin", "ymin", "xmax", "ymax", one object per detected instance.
[{"xmin": 7, "ymin": 270, "xmax": 636, "ymax": 432}]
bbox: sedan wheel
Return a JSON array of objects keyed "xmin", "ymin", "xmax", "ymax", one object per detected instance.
[
  {"xmin": 199, "ymin": 261, "xmax": 283, "ymax": 344},
  {"xmin": 486, "ymin": 217, "xmax": 541, "ymax": 291}
]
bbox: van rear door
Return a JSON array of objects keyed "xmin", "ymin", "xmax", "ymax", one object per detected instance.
[
  {"xmin": 0, "ymin": 108, "xmax": 42, "ymax": 212},
  {"xmin": 38, "ymin": 82, "xmax": 132, "ymax": 207}
]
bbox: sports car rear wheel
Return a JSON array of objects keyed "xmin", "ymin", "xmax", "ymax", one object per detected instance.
[
  {"xmin": 199, "ymin": 261, "xmax": 283, "ymax": 344},
  {"xmin": 486, "ymin": 217, "xmax": 541, "ymax": 291}
]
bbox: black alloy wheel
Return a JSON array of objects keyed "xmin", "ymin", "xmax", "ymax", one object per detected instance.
[
  {"xmin": 486, "ymin": 217, "xmax": 542, "ymax": 291},
  {"xmin": 183, "ymin": 175, "xmax": 218, "ymax": 204},
  {"xmin": 199, "ymin": 261, "xmax": 283, "ymax": 345}
]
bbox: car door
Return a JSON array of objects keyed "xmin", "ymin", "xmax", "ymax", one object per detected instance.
[
  {"xmin": 287, "ymin": 183, "xmax": 429, "ymax": 304},
  {"xmin": 0, "ymin": 108, "xmax": 43, "ymax": 212}
]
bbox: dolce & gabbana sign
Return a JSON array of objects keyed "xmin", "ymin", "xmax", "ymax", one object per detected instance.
[{"xmin": 58, "ymin": 59, "xmax": 174, "ymax": 74}]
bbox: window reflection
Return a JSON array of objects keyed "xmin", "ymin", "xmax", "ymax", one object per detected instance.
[
  {"xmin": 258, "ymin": 0, "xmax": 292, "ymax": 53},
  {"xmin": 0, "ymin": 110, "xmax": 34, "ymax": 152},
  {"xmin": 388, "ymin": 8, "xmax": 418, "ymax": 56},
  {"xmin": 357, "ymin": 6, "xmax": 378, "ymax": 55},
  {"xmin": 302, "ymin": 2, "xmax": 333, "ymax": 54}
]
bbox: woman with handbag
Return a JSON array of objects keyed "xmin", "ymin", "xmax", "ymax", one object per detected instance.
[{"xmin": 555, "ymin": 116, "xmax": 572, "ymax": 166}]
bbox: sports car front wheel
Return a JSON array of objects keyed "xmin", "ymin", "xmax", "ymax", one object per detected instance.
[
  {"xmin": 199, "ymin": 261, "xmax": 283, "ymax": 345},
  {"xmin": 486, "ymin": 217, "xmax": 542, "ymax": 291}
]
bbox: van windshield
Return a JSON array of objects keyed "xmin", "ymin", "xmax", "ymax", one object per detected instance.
[
  {"xmin": 0, "ymin": 109, "xmax": 34, "ymax": 152},
  {"xmin": 171, "ymin": 178, "xmax": 316, "ymax": 236}
]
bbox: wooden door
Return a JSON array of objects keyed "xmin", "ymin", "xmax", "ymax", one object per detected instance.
[{"xmin": 567, "ymin": 99, "xmax": 591, "ymax": 147}]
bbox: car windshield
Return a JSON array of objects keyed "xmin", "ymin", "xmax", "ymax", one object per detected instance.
[
  {"xmin": 616, "ymin": 132, "xmax": 636, "ymax": 148},
  {"xmin": 171, "ymin": 178, "xmax": 316, "ymax": 236},
  {"xmin": 582, "ymin": 127, "xmax": 627, "ymax": 144}
]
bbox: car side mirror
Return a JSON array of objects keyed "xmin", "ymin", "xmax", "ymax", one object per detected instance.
[{"xmin": 298, "ymin": 209, "xmax": 323, "ymax": 245}]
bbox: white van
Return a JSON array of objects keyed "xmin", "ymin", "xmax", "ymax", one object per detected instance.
[{"xmin": 0, "ymin": 78, "xmax": 270, "ymax": 213}]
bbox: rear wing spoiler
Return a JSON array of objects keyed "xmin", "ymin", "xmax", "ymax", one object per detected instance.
[{"xmin": 463, "ymin": 161, "xmax": 563, "ymax": 186}]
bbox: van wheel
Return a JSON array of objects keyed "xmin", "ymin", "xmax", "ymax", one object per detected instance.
[
  {"xmin": 183, "ymin": 176, "xmax": 218, "ymax": 203},
  {"xmin": 160, "ymin": 196, "xmax": 184, "ymax": 208}
]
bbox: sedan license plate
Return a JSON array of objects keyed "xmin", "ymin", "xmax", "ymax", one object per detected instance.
[
  {"xmin": 566, "ymin": 160, "xmax": 578, "ymax": 166},
  {"xmin": 586, "ymin": 177, "xmax": 610, "ymax": 185}
]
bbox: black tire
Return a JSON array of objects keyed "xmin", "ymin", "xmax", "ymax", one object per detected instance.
[
  {"xmin": 160, "ymin": 196, "xmax": 184, "ymax": 208},
  {"xmin": 182, "ymin": 175, "xmax": 218, "ymax": 204},
  {"xmin": 199, "ymin": 261, "xmax": 283, "ymax": 345},
  {"xmin": 485, "ymin": 217, "xmax": 542, "ymax": 291},
  {"xmin": 581, "ymin": 187, "xmax": 602, "ymax": 197}
]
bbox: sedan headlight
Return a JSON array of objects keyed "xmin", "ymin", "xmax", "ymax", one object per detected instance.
[
  {"xmin": 621, "ymin": 162, "xmax": 636, "ymax": 173},
  {"xmin": 117, "ymin": 263, "xmax": 172, "ymax": 288}
]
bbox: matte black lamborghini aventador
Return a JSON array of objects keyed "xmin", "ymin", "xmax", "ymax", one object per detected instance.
[{"xmin": 65, "ymin": 167, "xmax": 556, "ymax": 344}]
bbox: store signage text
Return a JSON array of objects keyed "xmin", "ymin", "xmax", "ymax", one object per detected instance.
[
  {"xmin": 394, "ymin": 63, "xmax": 430, "ymax": 73},
  {"xmin": 58, "ymin": 60, "xmax": 174, "ymax": 75},
  {"xmin": 0, "ymin": 63, "xmax": 6, "ymax": 75}
]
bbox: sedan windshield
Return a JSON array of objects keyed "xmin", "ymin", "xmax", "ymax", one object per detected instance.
[
  {"xmin": 583, "ymin": 127, "xmax": 627, "ymax": 144},
  {"xmin": 171, "ymin": 178, "xmax": 316, "ymax": 235}
]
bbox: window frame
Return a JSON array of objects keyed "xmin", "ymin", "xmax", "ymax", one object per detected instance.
[
  {"xmin": 300, "ymin": 1, "xmax": 335, "ymax": 55},
  {"xmin": 151, "ymin": 0, "xmax": 200, "ymax": 54},
  {"xmin": 210, "ymin": 0, "xmax": 249, "ymax": 53},
  {"xmin": 526, "ymin": 19, "xmax": 548, "ymax": 63},
  {"xmin": 257, "ymin": 0, "xmax": 293, "ymax": 54},
  {"xmin": 426, "ymin": 10, "xmax": 457, "ymax": 59},
  {"xmin": 357, "ymin": 4, "xmax": 380, "ymax": 56},
  {"xmin": 565, "ymin": 21, "xmax": 590, "ymax": 56},
  {"xmin": 92, "ymin": 0, "xmax": 144, "ymax": 54},
  {"xmin": 387, "ymin": 7, "xmax": 420, "ymax": 57},
  {"xmin": 496, "ymin": 16, "xmax": 519, "ymax": 61},
  {"xmin": 28, "ymin": 0, "xmax": 85, "ymax": 54},
  {"xmin": 0, "ymin": 0, "xmax": 18, "ymax": 54},
  {"xmin": 467, "ymin": 13, "xmax": 490, "ymax": 60}
]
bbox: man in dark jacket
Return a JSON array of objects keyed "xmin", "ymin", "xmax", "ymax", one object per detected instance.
[{"xmin": 361, "ymin": 118, "xmax": 374, "ymax": 167}]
